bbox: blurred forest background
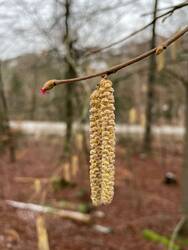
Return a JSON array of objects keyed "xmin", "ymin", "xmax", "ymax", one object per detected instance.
[{"xmin": 0, "ymin": 0, "xmax": 188, "ymax": 250}]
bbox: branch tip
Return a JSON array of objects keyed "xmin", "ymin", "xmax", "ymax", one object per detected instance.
[
  {"xmin": 40, "ymin": 79, "xmax": 57, "ymax": 94},
  {"xmin": 40, "ymin": 88, "xmax": 46, "ymax": 95}
]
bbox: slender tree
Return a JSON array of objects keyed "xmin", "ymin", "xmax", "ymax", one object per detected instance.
[
  {"xmin": 0, "ymin": 62, "xmax": 15, "ymax": 162},
  {"xmin": 63, "ymin": 0, "xmax": 77, "ymax": 159},
  {"xmin": 181, "ymin": 80, "xmax": 188, "ymax": 234},
  {"xmin": 166, "ymin": 69, "xmax": 188, "ymax": 234},
  {"xmin": 143, "ymin": 0, "xmax": 158, "ymax": 152},
  {"xmin": 30, "ymin": 64, "xmax": 38, "ymax": 120}
]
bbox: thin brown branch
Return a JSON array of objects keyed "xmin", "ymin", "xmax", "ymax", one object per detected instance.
[
  {"xmin": 83, "ymin": 3, "xmax": 188, "ymax": 58},
  {"xmin": 161, "ymin": 1, "xmax": 188, "ymax": 22},
  {"xmin": 83, "ymin": 23, "xmax": 152, "ymax": 57},
  {"xmin": 142, "ymin": 1, "xmax": 188, "ymax": 16},
  {"xmin": 41, "ymin": 26, "xmax": 188, "ymax": 93}
]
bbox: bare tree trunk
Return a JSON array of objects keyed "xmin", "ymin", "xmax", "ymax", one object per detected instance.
[
  {"xmin": 0, "ymin": 62, "xmax": 16, "ymax": 162},
  {"xmin": 180, "ymin": 84, "xmax": 188, "ymax": 235},
  {"xmin": 143, "ymin": 0, "xmax": 158, "ymax": 152},
  {"xmin": 63, "ymin": 0, "xmax": 77, "ymax": 160},
  {"xmin": 30, "ymin": 65, "xmax": 38, "ymax": 120},
  {"xmin": 64, "ymin": 71, "xmax": 75, "ymax": 159},
  {"xmin": 164, "ymin": 70, "xmax": 188, "ymax": 235}
]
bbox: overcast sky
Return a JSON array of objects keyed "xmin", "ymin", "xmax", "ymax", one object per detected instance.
[{"xmin": 0, "ymin": 0, "xmax": 187, "ymax": 60}]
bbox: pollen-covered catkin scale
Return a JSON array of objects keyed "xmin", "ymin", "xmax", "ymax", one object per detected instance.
[
  {"xmin": 89, "ymin": 89, "xmax": 102, "ymax": 206},
  {"xmin": 99, "ymin": 78, "xmax": 115, "ymax": 204}
]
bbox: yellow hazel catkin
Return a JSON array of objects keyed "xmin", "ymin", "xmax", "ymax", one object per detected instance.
[
  {"xmin": 89, "ymin": 89, "xmax": 102, "ymax": 206},
  {"xmin": 100, "ymin": 79, "xmax": 115, "ymax": 204},
  {"xmin": 89, "ymin": 77, "xmax": 115, "ymax": 206}
]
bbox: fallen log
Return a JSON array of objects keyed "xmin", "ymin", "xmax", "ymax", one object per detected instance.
[{"xmin": 6, "ymin": 200, "xmax": 91, "ymax": 224}]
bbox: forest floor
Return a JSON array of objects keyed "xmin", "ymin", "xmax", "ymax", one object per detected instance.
[{"xmin": 0, "ymin": 138, "xmax": 186, "ymax": 250}]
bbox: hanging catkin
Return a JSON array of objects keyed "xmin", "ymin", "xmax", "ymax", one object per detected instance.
[
  {"xmin": 89, "ymin": 77, "xmax": 115, "ymax": 206},
  {"xmin": 89, "ymin": 88, "xmax": 102, "ymax": 206},
  {"xmin": 100, "ymin": 78, "xmax": 115, "ymax": 204}
]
